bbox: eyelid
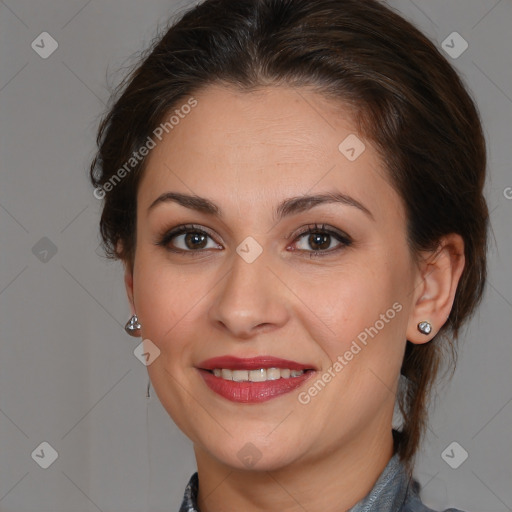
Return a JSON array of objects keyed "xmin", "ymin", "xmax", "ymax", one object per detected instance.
[{"xmin": 286, "ymin": 223, "xmax": 352, "ymax": 243}]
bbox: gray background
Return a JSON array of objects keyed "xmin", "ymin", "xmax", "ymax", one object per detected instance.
[{"xmin": 0, "ymin": 0, "xmax": 511, "ymax": 511}]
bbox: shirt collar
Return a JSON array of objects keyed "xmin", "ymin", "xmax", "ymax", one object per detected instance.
[
  {"xmin": 179, "ymin": 454, "xmax": 411, "ymax": 512},
  {"xmin": 179, "ymin": 470, "xmax": 199, "ymax": 512},
  {"xmin": 347, "ymin": 454, "xmax": 411, "ymax": 512}
]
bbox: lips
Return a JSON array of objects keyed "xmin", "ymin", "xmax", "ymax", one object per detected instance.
[
  {"xmin": 197, "ymin": 355, "xmax": 316, "ymax": 403},
  {"xmin": 198, "ymin": 355, "xmax": 315, "ymax": 371}
]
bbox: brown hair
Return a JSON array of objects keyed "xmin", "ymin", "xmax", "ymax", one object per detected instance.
[{"xmin": 89, "ymin": 0, "xmax": 488, "ymax": 469}]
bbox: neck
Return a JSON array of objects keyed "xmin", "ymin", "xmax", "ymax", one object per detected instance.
[{"xmin": 194, "ymin": 428, "xmax": 395, "ymax": 512}]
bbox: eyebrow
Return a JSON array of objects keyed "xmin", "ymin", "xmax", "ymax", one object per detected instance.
[{"xmin": 147, "ymin": 190, "xmax": 374, "ymax": 222}]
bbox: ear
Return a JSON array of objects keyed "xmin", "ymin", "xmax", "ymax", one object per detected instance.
[
  {"xmin": 406, "ymin": 234, "xmax": 465, "ymax": 344},
  {"xmin": 117, "ymin": 240, "xmax": 136, "ymax": 315},
  {"xmin": 124, "ymin": 264, "xmax": 136, "ymax": 315}
]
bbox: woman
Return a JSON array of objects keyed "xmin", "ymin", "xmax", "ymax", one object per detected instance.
[{"xmin": 90, "ymin": 0, "xmax": 488, "ymax": 510}]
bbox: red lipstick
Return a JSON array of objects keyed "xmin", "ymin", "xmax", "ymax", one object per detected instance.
[
  {"xmin": 197, "ymin": 355, "xmax": 316, "ymax": 403},
  {"xmin": 198, "ymin": 355, "xmax": 314, "ymax": 371}
]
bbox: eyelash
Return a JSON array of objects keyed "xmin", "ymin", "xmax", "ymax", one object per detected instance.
[{"xmin": 155, "ymin": 223, "xmax": 352, "ymax": 258}]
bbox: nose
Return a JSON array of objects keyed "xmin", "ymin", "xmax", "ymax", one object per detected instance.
[{"xmin": 208, "ymin": 245, "xmax": 290, "ymax": 340}]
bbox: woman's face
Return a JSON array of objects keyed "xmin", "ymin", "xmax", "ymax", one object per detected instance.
[{"xmin": 128, "ymin": 84, "xmax": 422, "ymax": 471}]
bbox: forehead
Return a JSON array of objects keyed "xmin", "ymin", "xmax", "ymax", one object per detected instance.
[{"xmin": 137, "ymin": 84, "xmax": 399, "ymax": 221}]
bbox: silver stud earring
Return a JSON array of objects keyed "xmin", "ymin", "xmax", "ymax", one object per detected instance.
[
  {"xmin": 125, "ymin": 315, "xmax": 142, "ymax": 337},
  {"xmin": 417, "ymin": 321, "xmax": 432, "ymax": 335}
]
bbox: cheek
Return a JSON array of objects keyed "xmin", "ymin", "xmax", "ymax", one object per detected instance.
[
  {"xmin": 292, "ymin": 262, "xmax": 389, "ymax": 339},
  {"xmin": 131, "ymin": 253, "xmax": 204, "ymax": 354},
  {"xmin": 301, "ymin": 261, "xmax": 408, "ymax": 380}
]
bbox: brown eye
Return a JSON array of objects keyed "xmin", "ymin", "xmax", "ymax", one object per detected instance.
[
  {"xmin": 304, "ymin": 232, "xmax": 332, "ymax": 251},
  {"xmin": 182, "ymin": 231, "xmax": 209, "ymax": 250},
  {"xmin": 156, "ymin": 224, "xmax": 221, "ymax": 253},
  {"xmin": 291, "ymin": 223, "xmax": 352, "ymax": 258}
]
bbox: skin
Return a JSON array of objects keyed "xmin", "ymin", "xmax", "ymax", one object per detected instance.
[{"xmin": 122, "ymin": 84, "xmax": 465, "ymax": 512}]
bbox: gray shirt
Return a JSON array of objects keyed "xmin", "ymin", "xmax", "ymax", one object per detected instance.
[{"xmin": 178, "ymin": 454, "xmax": 465, "ymax": 512}]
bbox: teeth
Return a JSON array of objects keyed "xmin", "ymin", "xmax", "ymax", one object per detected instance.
[
  {"xmin": 221, "ymin": 369, "xmax": 232, "ymax": 380},
  {"xmin": 249, "ymin": 369, "xmax": 267, "ymax": 382},
  {"xmin": 210, "ymin": 368, "xmax": 306, "ymax": 382},
  {"xmin": 232, "ymin": 370, "xmax": 249, "ymax": 382},
  {"xmin": 266, "ymin": 368, "xmax": 281, "ymax": 381}
]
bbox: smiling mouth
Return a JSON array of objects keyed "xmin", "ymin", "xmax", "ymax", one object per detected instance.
[
  {"xmin": 205, "ymin": 368, "xmax": 313, "ymax": 382},
  {"xmin": 197, "ymin": 355, "xmax": 316, "ymax": 403}
]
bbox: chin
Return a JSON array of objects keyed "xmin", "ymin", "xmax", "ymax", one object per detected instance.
[{"xmin": 200, "ymin": 433, "xmax": 308, "ymax": 472}]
